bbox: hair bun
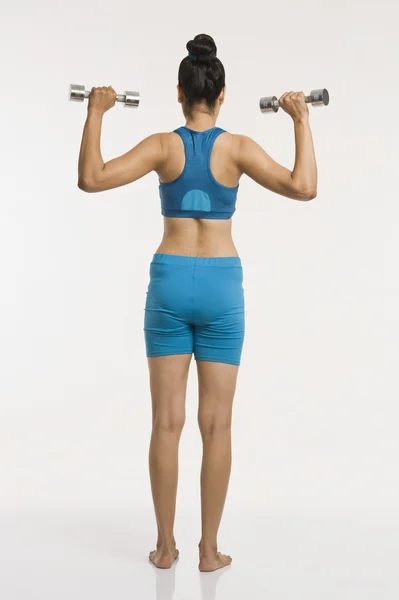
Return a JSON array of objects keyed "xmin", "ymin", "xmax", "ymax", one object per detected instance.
[{"xmin": 187, "ymin": 33, "xmax": 217, "ymax": 64}]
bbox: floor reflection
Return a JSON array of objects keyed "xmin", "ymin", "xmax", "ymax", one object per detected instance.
[
  {"xmin": 150, "ymin": 559, "xmax": 231, "ymax": 600},
  {"xmin": 199, "ymin": 565, "xmax": 232, "ymax": 600},
  {"xmin": 150, "ymin": 559, "xmax": 177, "ymax": 600}
]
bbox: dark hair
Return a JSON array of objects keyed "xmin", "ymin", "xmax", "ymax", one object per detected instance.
[{"xmin": 178, "ymin": 34, "xmax": 225, "ymax": 117}]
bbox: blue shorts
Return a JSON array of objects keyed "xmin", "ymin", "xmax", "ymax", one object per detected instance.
[{"xmin": 143, "ymin": 254, "xmax": 245, "ymax": 366}]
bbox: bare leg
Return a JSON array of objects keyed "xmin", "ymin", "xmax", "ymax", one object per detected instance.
[
  {"xmin": 147, "ymin": 354, "xmax": 192, "ymax": 569},
  {"xmin": 196, "ymin": 360, "xmax": 239, "ymax": 572}
]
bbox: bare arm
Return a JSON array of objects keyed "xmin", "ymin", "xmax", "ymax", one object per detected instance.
[
  {"xmin": 235, "ymin": 115, "xmax": 317, "ymax": 201},
  {"xmin": 78, "ymin": 110, "xmax": 165, "ymax": 193}
]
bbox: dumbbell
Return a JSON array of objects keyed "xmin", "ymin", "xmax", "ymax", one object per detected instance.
[
  {"xmin": 259, "ymin": 88, "xmax": 329, "ymax": 113},
  {"xmin": 69, "ymin": 84, "xmax": 140, "ymax": 108}
]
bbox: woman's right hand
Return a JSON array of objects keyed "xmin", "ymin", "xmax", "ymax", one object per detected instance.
[
  {"xmin": 278, "ymin": 91, "xmax": 309, "ymax": 121},
  {"xmin": 87, "ymin": 86, "xmax": 117, "ymax": 116}
]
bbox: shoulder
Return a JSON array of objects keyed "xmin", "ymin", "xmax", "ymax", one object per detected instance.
[
  {"xmin": 230, "ymin": 133, "xmax": 251, "ymax": 148},
  {"xmin": 213, "ymin": 130, "xmax": 243, "ymax": 155},
  {"xmin": 136, "ymin": 132, "xmax": 175, "ymax": 163},
  {"xmin": 229, "ymin": 134, "xmax": 260, "ymax": 159},
  {"xmin": 219, "ymin": 132, "xmax": 252, "ymax": 163},
  {"xmin": 219, "ymin": 131, "xmax": 250, "ymax": 148},
  {"xmin": 157, "ymin": 131, "xmax": 184, "ymax": 152}
]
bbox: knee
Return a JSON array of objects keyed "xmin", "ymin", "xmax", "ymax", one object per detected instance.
[
  {"xmin": 198, "ymin": 413, "xmax": 232, "ymax": 439},
  {"xmin": 153, "ymin": 412, "xmax": 185, "ymax": 435}
]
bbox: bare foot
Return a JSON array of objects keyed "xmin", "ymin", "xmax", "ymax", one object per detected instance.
[
  {"xmin": 149, "ymin": 547, "xmax": 179, "ymax": 569},
  {"xmin": 198, "ymin": 550, "xmax": 232, "ymax": 572}
]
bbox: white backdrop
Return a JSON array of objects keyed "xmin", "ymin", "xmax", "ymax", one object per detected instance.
[{"xmin": 0, "ymin": 0, "xmax": 398, "ymax": 597}]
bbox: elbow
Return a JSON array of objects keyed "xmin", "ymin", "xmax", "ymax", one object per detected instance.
[
  {"xmin": 291, "ymin": 175, "xmax": 317, "ymax": 201},
  {"xmin": 299, "ymin": 187, "xmax": 317, "ymax": 201},
  {"xmin": 77, "ymin": 178, "xmax": 96, "ymax": 193},
  {"xmin": 305, "ymin": 188, "xmax": 317, "ymax": 201}
]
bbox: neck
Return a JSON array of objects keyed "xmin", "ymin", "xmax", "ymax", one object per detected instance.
[{"xmin": 184, "ymin": 112, "xmax": 217, "ymax": 132}]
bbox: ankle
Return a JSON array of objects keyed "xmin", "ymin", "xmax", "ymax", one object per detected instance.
[
  {"xmin": 198, "ymin": 539, "xmax": 217, "ymax": 556},
  {"xmin": 157, "ymin": 537, "xmax": 176, "ymax": 551},
  {"xmin": 156, "ymin": 544, "xmax": 176, "ymax": 555}
]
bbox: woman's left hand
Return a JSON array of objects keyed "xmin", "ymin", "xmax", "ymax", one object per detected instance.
[{"xmin": 87, "ymin": 86, "xmax": 117, "ymax": 115}]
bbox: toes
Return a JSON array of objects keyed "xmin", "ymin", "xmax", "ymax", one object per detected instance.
[{"xmin": 220, "ymin": 553, "xmax": 232, "ymax": 566}]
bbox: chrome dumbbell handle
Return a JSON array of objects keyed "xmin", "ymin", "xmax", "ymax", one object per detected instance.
[
  {"xmin": 260, "ymin": 88, "xmax": 329, "ymax": 113},
  {"xmin": 69, "ymin": 84, "xmax": 140, "ymax": 107}
]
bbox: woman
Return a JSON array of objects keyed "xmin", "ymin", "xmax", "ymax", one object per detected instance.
[{"xmin": 77, "ymin": 33, "xmax": 317, "ymax": 572}]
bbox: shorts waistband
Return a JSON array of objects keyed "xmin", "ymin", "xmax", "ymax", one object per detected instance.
[{"xmin": 151, "ymin": 253, "xmax": 242, "ymax": 267}]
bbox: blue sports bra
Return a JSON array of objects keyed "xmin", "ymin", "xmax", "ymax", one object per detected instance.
[{"xmin": 159, "ymin": 126, "xmax": 239, "ymax": 219}]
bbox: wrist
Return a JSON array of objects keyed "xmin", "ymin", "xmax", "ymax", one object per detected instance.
[
  {"xmin": 293, "ymin": 115, "xmax": 309, "ymax": 125},
  {"xmin": 87, "ymin": 108, "xmax": 104, "ymax": 120}
]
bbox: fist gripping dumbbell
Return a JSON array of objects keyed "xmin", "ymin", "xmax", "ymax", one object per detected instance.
[
  {"xmin": 69, "ymin": 84, "xmax": 140, "ymax": 108},
  {"xmin": 260, "ymin": 88, "xmax": 329, "ymax": 113}
]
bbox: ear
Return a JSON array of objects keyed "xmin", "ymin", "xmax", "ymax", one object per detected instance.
[
  {"xmin": 177, "ymin": 84, "xmax": 183, "ymax": 104},
  {"xmin": 219, "ymin": 85, "xmax": 226, "ymax": 105}
]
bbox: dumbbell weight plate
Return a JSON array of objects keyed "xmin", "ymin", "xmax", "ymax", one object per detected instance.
[
  {"xmin": 69, "ymin": 84, "xmax": 87, "ymax": 102},
  {"xmin": 123, "ymin": 91, "xmax": 140, "ymax": 107},
  {"xmin": 259, "ymin": 96, "xmax": 279, "ymax": 113},
  {"xmin": 308, "ymin": 89, "xmax": 329, "ymax": 107}
]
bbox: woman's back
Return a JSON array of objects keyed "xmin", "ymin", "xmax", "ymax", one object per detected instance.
[{"xmin": 155, "ymin": 127, "xmax": 241, "ymax": 257}]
